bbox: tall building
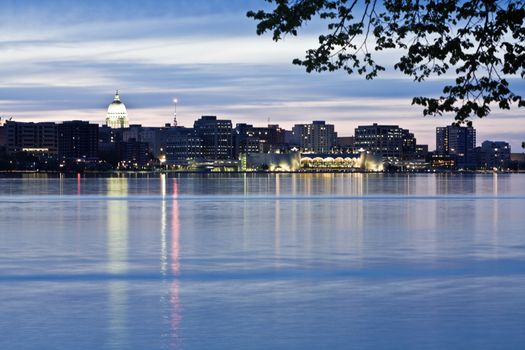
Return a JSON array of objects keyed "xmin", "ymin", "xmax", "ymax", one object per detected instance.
[
  {"xmin": 3, "ymin": 121, "xmax": 58, "ymax": 154},
  {"xmin": 234, "ymin": 123, "xmax": 286, "ymax": 157},
  {"xmin": 105, "ymin": 91, "xmax": 129, "ymax": 129},
  {"xmin": 480, "ymin": 141, "xmax": 511, "ymax": 169},
  {"xmin": 165, "ymin": 127, "xmax": 203, "ymax": 165},
  {"xmin": 118, "ymin": 138, "xmax": 151, "ymax": 167},
  {"xmin": 58, "ymin": 121, "xmax": 99, "ymax": 159},
  {"xmin": 354, "ymin": 123, "xmax": 416, "ymax": 160},
  {"xmin": 436, "ymin": 125, "xmax": 476, "ymax": 168},
  {"xmin": 292, "ymin": 121, "xmax": 337, "ymax": 153},
  {"xmin": 122, "ymin": 125, "xmax": 168, "ymax": 159},
  {"xmin": 194, "ymin": 116, "xmax": 233, "ymax": 160}
]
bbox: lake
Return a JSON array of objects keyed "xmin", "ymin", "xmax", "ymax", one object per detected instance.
[{"xmin": 0, "ymin": 173, "xmax": 524, "ymax": 349}]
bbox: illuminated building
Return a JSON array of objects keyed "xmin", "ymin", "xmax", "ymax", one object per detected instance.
[
  {"xmin": 354, "ymin": 123, "xmax": 416, "ymax": 160},
  {"xmin": 194, "ymin": 116, "xmax": 233, "ymax": 160},
  {"xmin": 242, "ymin": 152, "xmax": 301, "ymax": 171},
  {"xmin": 436, "ymin": 125, "xmax": 476, "ymax": 168},
  {"xmin": 105, "ymin": 91, "xmax": 129, "ymax": 129},
  {"xmin": 58, "ymin": 121, "xmax": 99, "ymax": 159},
  {"xmin": 234, "ymin": 123, "xmax": 285, "ymax": 157},
  {"xmin": 118, "ymin": 138, "xmax": 150, "ymax": 168},
  {"xmin": 122, "ymin": 125, "xmax": 168, "ymax": 159},
  {"xmin": 292, "ymin": 121, "xmax": 337, "ymax": 153},
  {"xmin": 299, "ymin": 152, "xmax": 383, "ymax": 171},
  {"xmin": 165, "ymin": 127, "xmax": 203, "ymax": 165},
  {"xmin": 480, "ymin": 141, "xmax": 511, "ymax": 169},
  {"xmin": 4, "ymin": 121, "xmax": 58, "ymax": 154}
]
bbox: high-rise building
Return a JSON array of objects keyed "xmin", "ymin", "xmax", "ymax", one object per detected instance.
[
  {"xmin": 105, "ymin": 91, "xmax": 129, "ymax": 129},
  {"xmin": 354, "ymin": 123, "xmax": 416, "ymax": 160},
  {"xmin": 3, "ymin": 121, "xmax": 58, "ymax": 154},
  {"xmin": 122, "ymin": 125, "xmax": 168, "ymax": 159},
  {"xmin": 118, "ymin": 138, "xmax": 151, "ymax": 167},
  {"xmin": 194, "ymin": 116, "xmax": 233, "ymax": 160},
  {"xmin": 292, "ymin": 121, "xmax": 337, "ymax": 153},
  {"xmin": 165, "ymin": 127, "xmax": 203, "ymax": 165},
  {"xmin": 480, "ymin": 141, "xmax": 511, "ymax": 169},
  {"xmin": 234, "ymin": 123, "xmax": 286, "ymax": 157},
  {"xmin": 436, "ymin": 125, "xmax": 476, "ymax": 168},
  {"xmin": 58, "ymin": 121, "xmax": 99, "ymax": 159}
]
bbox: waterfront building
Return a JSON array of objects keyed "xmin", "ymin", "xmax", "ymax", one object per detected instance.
[
  {"xmin": 292, "ymin": 121, "xmax": 337, "ymax": 153},
  {"xmin": 105, "ymin": 91, "xmax": 129, "ymax": 129},
  {"xmin": 415, "ymin": 144, "xmax": 429, "ymax": 160},
  {"xmin": 234, "ymin": 123, "xmax": 286, "ymax": 157},
  {"xmin": 0, "ymin": 125, "xmax": 5, "ymax": 149},
  {"xmin": 242, "ymin": 152, "xmax": 301, "ymax": 171},
  {"xmin": 58, "ymin": 121, "xmax": 99, "ymax": 159},
  {"xmin": 3, "ymin": 121, "xmax": 58, "ymax": 154},
  {"xmin": 436, "ymin": 124, "xmax": 476, "ymax": 168},
  {"xmin": 122, "ymin": 125, "xmax": 168, "ymax": 159},
  {"xmin": 479, "ymin": 140, "xmax": 511, "ymax": 169},
  {"xmin": 336, "ymin": 136, "xmax": 355, "ymax": 152},
  {"xmin": 165, "ymin": 127, "xmax": 203, "ymax": 165},
  {"xmin": 118, "ymin": 138, "xmax": 151, "ymax": 168},
  {"xmin": 194, "ymin": 116, "xmax": 233, "ymax": 160},
  {"xmin": 354, "ymin": 123, "xmax": 416, "ymax": 160}
]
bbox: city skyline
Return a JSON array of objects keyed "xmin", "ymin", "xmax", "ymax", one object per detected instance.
[{"xmin": 1, "ymin": 0, "xmax": 524, "ymax": 150}]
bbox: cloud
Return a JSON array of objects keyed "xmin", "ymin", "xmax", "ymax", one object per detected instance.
[{"xmin": 0, "ymin": 1, "xmax": 523, "ymax": 153}]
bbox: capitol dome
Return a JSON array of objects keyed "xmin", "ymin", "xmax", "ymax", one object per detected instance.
[{"xmin": 105, "ymin": 90, "xmax": 129, "ymax": 128}]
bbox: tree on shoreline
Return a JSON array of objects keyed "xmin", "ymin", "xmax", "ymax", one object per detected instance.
[{"xmin": 247, "ymin": 0, "xmax": 525, "ymax": 125}]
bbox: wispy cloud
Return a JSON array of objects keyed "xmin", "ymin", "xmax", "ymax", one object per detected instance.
[{"xmin": 0, "ymin": 0, "xmax": 523, "ymax": 151}]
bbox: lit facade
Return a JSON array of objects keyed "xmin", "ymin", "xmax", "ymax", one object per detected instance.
[
  {"xmin": 292, "ymin": 121, "xmax": 337, "ymax": 153},
  {"xmin": 194, "ymin": 116, "xmax": 233, "ymax": 160},
  {"xmin": 480, "ymin": 140, "xmax": 511, "ymax": 169},
  {"xmin": 436, "ymin": 125, "xmax": 476, "ymax": 168},
  {"xmin": 165, "ymin": 127, "xmax": 203, "ymax": 165},
  {"xmin": 354, "ymin": 123, "xmax": 416, "ymax": 160},
  {"xmin": 4, "ymin": 121, "xmax": 58, "ymax": 154},
  {"xmin": 105, "ymin": 91, "xmax": 129, "ymax": 129},
  {"xmin": 58, "ymin": 121, "xmax": 99, "ymax": 159}
]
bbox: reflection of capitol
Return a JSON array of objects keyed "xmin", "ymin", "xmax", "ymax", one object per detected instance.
[{"xmin": 106, "ymin": 177, "xmax": 129, "ymax": 348}]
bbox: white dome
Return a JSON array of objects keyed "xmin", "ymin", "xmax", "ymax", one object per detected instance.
[{"xmin": 106, "ymin": 91, "xmax": 129, "ymax": 128}]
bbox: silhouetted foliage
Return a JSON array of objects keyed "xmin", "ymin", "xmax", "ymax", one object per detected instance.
[{"xmin": 248, "ymin": 0, "xmax": 525, "ymax": 125}]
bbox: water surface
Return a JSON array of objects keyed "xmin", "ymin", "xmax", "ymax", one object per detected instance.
[{"xmin": 1, "ymin": 173, "xmax": 524, "ymax": 349}]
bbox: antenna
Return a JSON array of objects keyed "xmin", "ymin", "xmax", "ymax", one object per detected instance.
[{"xmin": 173, "ymin": 98, "xmax": 178, "ymax": 127}]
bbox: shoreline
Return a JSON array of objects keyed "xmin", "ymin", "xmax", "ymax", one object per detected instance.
[{"xmin": 1, "ymin": 169, "xmax": 524, "ymax": 176}]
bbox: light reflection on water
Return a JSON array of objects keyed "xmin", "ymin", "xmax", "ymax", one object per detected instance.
[{"xmin": 0, "ymin": 174, "xmax": 525, "ymax": 350}]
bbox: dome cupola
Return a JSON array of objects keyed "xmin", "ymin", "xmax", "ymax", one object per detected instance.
[{"xmin": 106, "ymin": 90, "xmax": 129, "ymax": 128}]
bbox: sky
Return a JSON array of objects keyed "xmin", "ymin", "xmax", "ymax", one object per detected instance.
[{"xmin": 0, "ymin": 0, "xmax": 524, "ymax": 150}]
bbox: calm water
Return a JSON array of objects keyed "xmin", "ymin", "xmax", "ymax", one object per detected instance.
[{"xmin": 1, "ymin": 173, "xmax": 524, "ymax": 349}]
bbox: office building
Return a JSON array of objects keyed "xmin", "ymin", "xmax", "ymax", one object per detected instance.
[
  {"xmin": 354, "ymin": 123, "xmax": 416, "ymax": 160},
  {"xmin": 165, "ymin": 127, "xmax": 203, "ymax": 165},
  {"xmin": 234, "ymin": 123, "xmax": 286, "ymax": 157},
  {"xmin": 122, "ymin": 125, "xmax": 168, "ymax": 159},
  {"xmin": 118, "ymin": 138, "xmax": 151, "ymax": 167},
  {"xmin": 58, "ymin": 121, "xmax": 99, "ymax": 159},
  {"xmin": 436, "ymin": 124, "xmax": 476, "ymax": 168},
  {"xmin": 480, "ymin": 141, "xmax": 511, "ymax": 169},
  {"xmin": 292, "ymin": 121, "xmax": 337, "ymax": 153},
  {"xmin": 3, "ymin": 121, "xmax": 58, "ymax": 154},
  {"xmin": 194, "ymin": 116, "xmax": 233, "ymax": 160}
]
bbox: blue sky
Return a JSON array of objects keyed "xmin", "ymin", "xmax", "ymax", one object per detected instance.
[{"xmin": 0, "ymin": 0, "xmax": 524, "ymax": 150}]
